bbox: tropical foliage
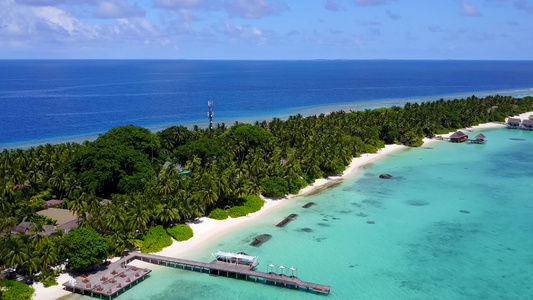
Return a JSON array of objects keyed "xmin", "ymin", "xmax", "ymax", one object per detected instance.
[
  {"xmin": 0, "ymin": 279, "xmax": 35, "ymax": 300},
  {"xmin": 208, "ymin": 208, "xmax": 229, "ymax": 220},
  {"xmin": 61, "ymin": 227, "xmax": 110, "ymax": 271},
  {"xmin": 0, "ymin": 95, "xmax": 532, "ymax": 278},
  {"xmin": 167, "ymin": 224, "xmax": 194, "ymax": 241},
  {"xmin": 140, "ymin": 226, "xmax": 172, "ymax": 253}
]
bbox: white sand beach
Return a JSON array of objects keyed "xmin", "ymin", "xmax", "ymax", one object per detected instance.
[
  {"xmin": 32, "ymin": 111, "xmax": 533, "ymax": 300},
  {"xmin": 31, "ymin": 143, "xmax": 408, "ymax": 300},
  {"xmin": 153, "ymin": 143, "xmax": 408, "ymax": 260}
]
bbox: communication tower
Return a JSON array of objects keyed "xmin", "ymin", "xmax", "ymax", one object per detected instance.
[{"xmin": 208, "ymin": 101, "xmax": 214, "ymax": 139}]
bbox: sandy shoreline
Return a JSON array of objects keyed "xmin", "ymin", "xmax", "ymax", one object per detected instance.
[
  {"xmin": 31, "ymin": 144, "xmax": 409, "ymax": 300},
  {"xmin": 31, "ymin": 111, "xmax": 533, "ymax": 300}
]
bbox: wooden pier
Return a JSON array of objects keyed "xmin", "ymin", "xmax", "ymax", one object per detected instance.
[
  {"xmin": 62, "ymin": 258, "xmax": 151, "ymax": 299},
  {"xmin": 63, "ymin": 253, "xmax": 331, "ymax": 298}
]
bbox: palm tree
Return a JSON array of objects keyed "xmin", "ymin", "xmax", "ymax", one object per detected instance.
[
  {"xmin": 127, "ymin": 196, "xmax": 151, "ymax": 233},
  {"xmin": 1, "ymin": 234, "xmax": 29, "ymax": 269},
  {"xmin": 36, "ymin": 238, "xmax": 59, "ymax": 272},
  {"xmin": 155, "ymin": 203, "xmax": 180, "ymax": 226},
  {"xmin": 103, "ymin": 205, "xmax": 125, "ymax": 232}
]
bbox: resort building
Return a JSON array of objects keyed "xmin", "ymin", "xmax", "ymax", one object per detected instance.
[
  {"xmin": 472, "ymin": 133, "xmax": 486, "ymax": 144},
  {"xmin": 449, "ymin": 131, "xmax": 468, "ymax": 143},
  {"xmin": 46, "ymin": 199, "xmax": 63, "ymax": 208},
  {"xmin": 522, "ymin": 119, "xmax": 533, "ymax": 131},
  {"xmin": 507, "ymin": 118, "xmax": 521, "ymax": 129},
  {"xmin": 10, "ymin": 221, "xmax": 32, "ymax": 234},
  {"xmin": 36, "ymin": 208, "xmax": 79, "ymax": 234}
]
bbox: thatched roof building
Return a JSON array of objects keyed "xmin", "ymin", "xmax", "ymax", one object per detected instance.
[
  {"xmin": 46, "ymin": 199, "xmax": 63, "ymax": 208},
  {"xmin": 37, "ymin": 208, "xmax": 77, "ymax": 225},
  {"xmin": 449, "ymin": 131, "xmax": 468, "ymax": 143},
  {"xmin": 507, "ymin": 118, "xmax": 521, "ymax": 128},
  {"xmin": 522, "ymin": 119, "xmax": 533, "ymax": 130},
  {"xmin": 11, "ymin": 221, "xmax": 32, "ymax": 234}
]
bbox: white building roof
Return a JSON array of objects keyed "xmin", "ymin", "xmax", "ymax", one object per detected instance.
[{"xmin": 214, "ymin": 251, "xmax": 256, "ymax": 261}]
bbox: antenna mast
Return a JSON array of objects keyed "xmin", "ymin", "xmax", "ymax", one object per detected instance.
[{"xmin": 208, "ymin": 101, "xmax": 214, "ymax": 139}]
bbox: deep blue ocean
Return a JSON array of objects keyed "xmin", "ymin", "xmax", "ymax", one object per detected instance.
[{"xmin": 1, "ymin": 60, "xmax": 533, "ymax": 148}]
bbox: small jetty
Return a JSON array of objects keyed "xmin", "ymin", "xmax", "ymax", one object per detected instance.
[
  {"xmin": 302, "ymin": 202, "xmax": 315, "ymax": 208},
  {"xmin": 63, "ymin": 251, "xmax": 331, "ymax": 298},
  {"xmin": 62, "ymin": 258, "xmax": 151, "ymax": 298},
  {"xmin": 468, "ymin": 133, "xmax": 486, "ymax": 144},
  {"xmin": 250, "ymin": 234, "xmax": 272, "ymax": 247},
  {"xmin": 276, "ymin": 214, "xmax": 298, "ymax": 227}
]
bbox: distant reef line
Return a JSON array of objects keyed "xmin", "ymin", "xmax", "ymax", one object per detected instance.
[{"xmin": 2, "ymin": 91, "xmax": 533, "ymax": 150}]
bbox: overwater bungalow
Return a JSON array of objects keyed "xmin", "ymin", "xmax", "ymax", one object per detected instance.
[
  {"xmin": 449, "ymin": 131, "xmax": 468, "ymax": 143},
  {"xmin": 507, "ymin": 118, "xmax": 521, "ymax": 129},
  {"xmin": 522, "ymin": 119, "xmax": 533, "ymax": 131},
  {"xmin": 471, "ymin": 133, "xmax": 486, "ymax": 144}
]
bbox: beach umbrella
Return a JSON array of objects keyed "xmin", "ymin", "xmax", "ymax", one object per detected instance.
[
  {"xmin": 268, "ymin": 264, "xmax": 275, "ymax": 273},
  {"xmin": 279, "ymin": 265, "xmax": 286, "ymax": 275},
  {"xmin": 289, "ymin": 267, "xmax": 297, "ymax": 277}
]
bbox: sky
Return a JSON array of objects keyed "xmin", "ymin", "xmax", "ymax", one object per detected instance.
[{"xmin": 0, "ymin": 0, "xmax": 532, "ymax": 60}]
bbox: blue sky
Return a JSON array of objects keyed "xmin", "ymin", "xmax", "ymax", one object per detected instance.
[{"xmin": 0, "ymin": 0, "xmax": 532, "ymax": 59}]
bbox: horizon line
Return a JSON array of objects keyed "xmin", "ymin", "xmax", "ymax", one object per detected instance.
[{"xmin": 1, "ymin": 58, "xmax": 533, "ymax": 62}]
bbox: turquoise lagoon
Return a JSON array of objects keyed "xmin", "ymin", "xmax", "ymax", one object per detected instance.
[{"xmin": 75, "ymin": 127, "xmax": 533, "ymax": 299}]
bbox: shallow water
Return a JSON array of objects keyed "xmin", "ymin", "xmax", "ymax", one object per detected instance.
[{"xmin": 71, "ymin": 128, "xmax": 533, "ymax": 299}]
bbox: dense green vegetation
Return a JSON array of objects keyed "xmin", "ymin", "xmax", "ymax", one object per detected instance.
[
  {"xmin": 208, "ymin": 208, "xmax": 229, "ymax": 220},
  {"xmin": 61, "ymin": 227, "xmax": 110, "ymax": 271},
  {"xmin": 167, "ymin": 224, "xmax": 194, "ymax": 241},
  {"xmin": 228, "ymin": 195, "xmax": 264, "ymax": 218},
  {"xmin": 36, "ymin": 269, "xmax": 60, "ymax": 287},
  {"xmin": 140, "ymin": 225, "xmax": 172, "ymax": 253},
  {"xmin": 208, "ymin": 195, "xmax": 264, "ymax": 219},
  {"xmin": 0, "ymin": 95, "xmax": 532, "ymax": 282},
  {"xmin": 0, "ymin": 279, "xmax": 35, "ymax": 300}
]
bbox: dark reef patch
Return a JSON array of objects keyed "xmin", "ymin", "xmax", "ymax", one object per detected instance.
[
  {"xmin": 362, "ymin": 199, "xmax": 382, "ymax": 208},
  {"xmin": 250, "ymin": 234, "xmax": 272, "ymax": 247},
  {"xmin": 276, "ymin": 214, "xmax": 298, "ymax": 227},
  {"xmin": 407, "ymin": 200, "xmax": 429, "ymax": 206},
  {"xmin": 302, "ymin": 202, "xmax": 315, "ymax": 208},
  {"xmin": 304, "ymin": 180, "xmax": 343, "ymax": 196}
]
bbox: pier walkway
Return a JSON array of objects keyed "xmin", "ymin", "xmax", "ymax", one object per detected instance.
[{"xmin": 63, "ymin": 252, "xmax": 331, "ymax": 298}]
